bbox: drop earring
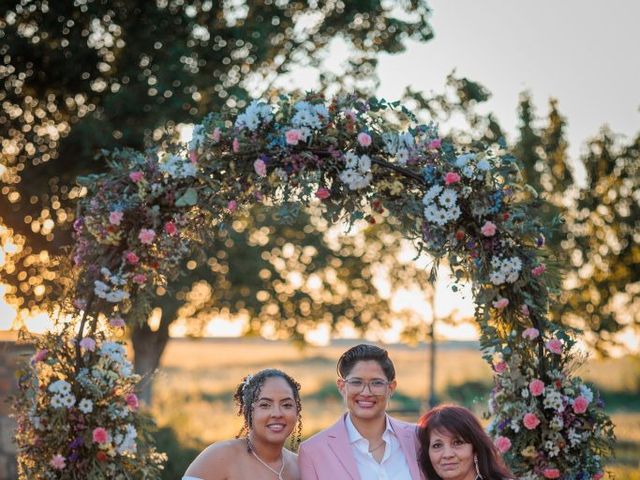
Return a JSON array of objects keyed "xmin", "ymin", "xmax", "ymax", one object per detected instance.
[{"xmin": 474, "ymin": 454, "xmax": 484, "ymax": 480}]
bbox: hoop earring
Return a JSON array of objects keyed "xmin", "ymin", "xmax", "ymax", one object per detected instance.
[{"xmin": 474, "ymin": 454, "xmax": 484, "ymax": 480}]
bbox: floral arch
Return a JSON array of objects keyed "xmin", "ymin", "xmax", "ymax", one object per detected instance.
[{"xmin": 14, "ymin": 95, "xmax": 614, "ymax": 479}]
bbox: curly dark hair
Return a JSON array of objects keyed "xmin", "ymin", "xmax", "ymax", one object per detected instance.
[
  {"xmin": 417, "ymin": 404, "xmax": 513, "ymax": 480},
  {"xmin": 336, "ymin": 343, "xmax": 396, "ymax": 381},
  {"xmin": 233, "ymin": 368, "xmax": 303, "ymax": 450}
]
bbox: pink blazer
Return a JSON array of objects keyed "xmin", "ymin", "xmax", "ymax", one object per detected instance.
[{"xmin": 298, "ymin": 414, "xmax": 424, "ymax": 480}]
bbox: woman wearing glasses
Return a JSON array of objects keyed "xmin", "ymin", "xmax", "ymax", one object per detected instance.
[{"xmin": 298, "ymin": 344, "xmax": 423, "ymax": 480}]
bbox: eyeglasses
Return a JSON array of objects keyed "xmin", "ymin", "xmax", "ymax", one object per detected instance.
[{"xmin": 342, "ymin": 378, "xmax": 390, "ymax": 395}]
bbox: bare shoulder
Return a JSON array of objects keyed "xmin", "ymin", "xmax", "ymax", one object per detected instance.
[{"xmin": 183, "ymin": 439, "xmax": 246, "ymax": 480}]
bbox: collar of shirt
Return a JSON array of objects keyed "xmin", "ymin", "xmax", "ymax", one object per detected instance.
[{"xmin": 345, "ymin": 413, "xmax": 396, "ymax": 453}]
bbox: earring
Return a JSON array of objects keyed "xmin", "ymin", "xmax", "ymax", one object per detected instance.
[{"xmin": 474, "ymin": 455, "xmax": 484, "ymax": 480}]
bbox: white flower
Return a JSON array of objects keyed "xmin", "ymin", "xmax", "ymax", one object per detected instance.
[
  {"xmin": 543, "ymin": 390, "xmax": 565, "ymax": 412},
  {"xmin": 291, "ymin": 101, "xmax": 327, "ymax": 130},
  {"xmin": 438, "ymin": 189, "xmax": 458, "ymax": 209},
  {"xmin": 159, "ymin": 155, "xmax": 197, "ymax": 179},
  {"xmin": 396, "ymin": 148, "xmax": 410, "ymax": 166},
  {"xmin": 422, "ymin": 185, "xmax": 443, "ymax": 205},
  {"xmin": 79, "ymin": 398, "xmax": 93, "ymax": 414},
  {"xmin": 462, "ymin": 166, "xmax": 474, "ymax": 178},
  {"xmin": 49, "ymin": 380, "xmax": 72, "ymax": 395},
  {"xmin": 235, "ymin": 100, "xmax": 273, "ymax": 131},
  {"xmin": 339, "ymin": 153, "xmax": 373, "ymax": 190},
  {"xmin": 490, "ymin": 256, "xmax": 523, "ymax": 285},
  {"xmin": 50, "ymin": 394, "xmax": 65, "ymax": 409},
  {"xmin": 550, "ymin": 415, "xmax": 564, "ymax": 431},
  {"xmin": 62, "ymin": 394, "xmax": 76, "ymax": 408}
]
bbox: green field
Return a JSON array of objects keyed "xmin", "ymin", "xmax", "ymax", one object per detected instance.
[{"xmin": 150, "ymin": 338, "xmax": 640, "ymax": 479}]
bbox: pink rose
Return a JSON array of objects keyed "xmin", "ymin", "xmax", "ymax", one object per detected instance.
[
  {"xmin": 285, "ymin": 129, "xmax": 303, "ymax": 145},
  {"xmin": 32, "ymin": 349, "xmax": 48, "ymax": 363},
  {"xmin": 546, "ymin": 339, "xmax": 563, "ymax": 354},
  {"xmin": 138, "ymin": 228, "xmax": 156, "ymax": 245},
  {"xmin": 523, "ymin": 413, "xmax": 541, "ymax": 430},
  {"xmin": 357, "ymin": 132, "xmax": 372, "ymax": 147},
  {"xmin": 92, "ymin": 427, "xmax": 109, "ymax": 444},
  {"xmin": 532, "ymin": 264, "xmax": 546, "ymax": 277},
  {"xmin": 109, "ymin": 211, "xmax": 124, "ymax": 226},
  {"xmin": 50, "ymin": 454, "xmax": 66, "ymax": 470},
  {"xmin": 79, "ymin": 337, "xmax": 96, "ymax": 352},
  {"xmin": 529, "ymin": 379, "xmax": 545, "ymax": 396},
  {"xmin": 254, "ymin": 158, "xmax": 267, "ymax": 177},
  {"xmin": 494, "ymin": 436, "xmax": 512, "ymax": 453},
  {"xmin": 125, "ymin": 393, "xmax": 139, "ymax": 411},
  {"xmin": 481, "ymin": 221, "xmax": 497, "ymax": 237},
  {"xmin": 444, "ymin": 172, "xmax": 461, "ymax": 185},
  {"xmin": 164, "ymin": 221, "xmax": 178, "ymax": 236},
  {"xmin": 109, "ymin": 316, "xmax": 126, "ymax": 328},
  {"xmin": 593, "ymin": 472, "xmax": 604, "ymax": 480},
  {"xmin": 227, "ymin": 200, "xmax": 238, "ymax": 212},
  {"xmin": 125, "ymin": 251, "xmax": 139, "ymax": 265},
  {"xmin": 493, "ymin": 297, "xmax": 509, "ymax": 309},
  {"xmin": 427, "ymin": 139, "xmax": 442, "ymax": 150},
  {"xmin": 522, "ymin": 327, "xmax": 539, "ymax": 340},
  {"xmin": 232, "ymin": 137, "xmax": 240, "ymax": 153},
  {"xmin": 543, "ymin": 468, "xmax": 561, "ymax": 479},
  {"xmin": 572, "ymin": 395, "xmax": 589, "ymax": 414},
  {"xmin": 521, "ymin": 304, "xmax": 530, "ymax": 317},
  {"xmin": 494, "ymin": 361, "xmax": 507, "ymax": 374},
  {"xmin": 133, "ymin": 274, "xmax": 147, "ymax": 284},
  {"xmin": 315, "ymin": 187, "xmax": 330, "ymax": 200},
  {"xmin": 129, "ymin": 171, "xmax": 144, "ymax": 182},
  {"xmin": 212, "ymin": 127, "xmax": 221, "ymax": 143}
]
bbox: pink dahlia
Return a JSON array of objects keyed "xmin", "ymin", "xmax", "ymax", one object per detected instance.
[
  {"xmin": 523, "ymin": 413, "xmax": 541, "ymax": 430},
  {"xmin": 494, "ymin": 436, "xmax": 512, "ymax": 453}
]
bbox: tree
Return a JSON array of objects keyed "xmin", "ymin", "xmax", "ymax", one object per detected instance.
[
  {"xmin": 0, "ymin": 0, "xmax": 438, "ymax": 402},
  {"xmin": 0, "ymin": 0, "xmax": 434, "ymax": 312}
]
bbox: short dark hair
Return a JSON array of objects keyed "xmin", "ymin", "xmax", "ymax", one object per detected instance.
[
  {"xmin": 336, "ymin": 344, "xmax": 396, "ymax": 381},
  {"xmin": 417, "ymin": 404, "xmax": 512, "ymax": 480}
]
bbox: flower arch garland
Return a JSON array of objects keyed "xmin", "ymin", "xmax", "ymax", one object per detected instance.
[{"xmin": 14, "ymin": 95, "xmax": 614, "ymax": 479}]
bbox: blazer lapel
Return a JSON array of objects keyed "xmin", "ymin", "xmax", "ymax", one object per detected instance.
[
  {"xmin": 390, "ymin": 417, "xmax": 423, "ymax": 480},
  {"xmin": 327, "ymin": 414, "xmax": 360, "ymax": 480}
]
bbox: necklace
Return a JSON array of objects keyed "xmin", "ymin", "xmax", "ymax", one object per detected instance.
[
  {"xmin": 248, "ymin": 439, "xmax": 285, "ymax": 480},
  {"xmin": 368, "ymin": 440, "xmax": 385, "ymax": 453}
]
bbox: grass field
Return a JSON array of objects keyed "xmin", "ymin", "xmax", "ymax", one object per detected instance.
[{"xmin": 151, "ymin": 337, "xmax": 640, "ymax": 479}]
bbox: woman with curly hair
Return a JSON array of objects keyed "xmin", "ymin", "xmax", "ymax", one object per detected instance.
[
  {"xmin": 183, "ymin": 368, "xmax": 303, "ymax": 480},
  {"xmin": 417, "ymin": 404, "xmax": 512, "ymax": 480}
]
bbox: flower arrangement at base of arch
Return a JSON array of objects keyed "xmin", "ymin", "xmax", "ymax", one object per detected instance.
[
  {"xmin": 13, "ymin": 325, "xmax": 166, "ymax": 479},
  {"xmin": 13, "ymin": 93, "xmax": 614, "ymax": 477}
]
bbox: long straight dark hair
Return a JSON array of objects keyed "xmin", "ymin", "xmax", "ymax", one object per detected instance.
[{"xmin": 417, "ymin": 404, "xmax": 513, "ymax": 480}]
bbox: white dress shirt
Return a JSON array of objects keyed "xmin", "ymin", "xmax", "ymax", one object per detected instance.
[{"xmin": 345, "ymin": 413, "xmax": 413, "ymax": 480}]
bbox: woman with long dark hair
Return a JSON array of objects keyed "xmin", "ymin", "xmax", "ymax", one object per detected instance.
[{"xmin": 417, "ymin": 404, "xmax": 512, "ymax": 480}]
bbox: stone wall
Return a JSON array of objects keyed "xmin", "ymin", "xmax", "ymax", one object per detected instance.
[{"xmin": 0, "ymin": 331, "xmax": 33, "ymax": 480}]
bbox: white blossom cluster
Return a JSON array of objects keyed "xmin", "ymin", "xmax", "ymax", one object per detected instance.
[
  {"xmin": 48, "ymin": 380, "xmax": 76, "ymax": 409},
  {"xmin": 100, "ymin": 341, "xmax": 133, "ymax": 376},
  {"xmin": 339, "ymin": 152, "xmax": 372, "ymax": 190},
  {"xmin": 489, "ymin": 256, "xmax": 523, "ymax": 285},
  {"xmin": 235, "ymin": 100, "xmax": 274, "ymax": 131},
  {"xmin": 159, "ymin": 154, "xmax": 197, "ymax": 179},
  {"xmin": 114, "ymin": 424, "xmax": 138, "ymax": 455},
  {"xmin": 422, "ymin": 185, "xmax": 461, "ymax": 226},
  {"xmin": 291, "ymin": 101, "xmax": 328, "ymax": 129},
  {"xmin": 543, "ymin": 390, "xmax": 566, "ymax": 412},
  {"xmin": 382, "ymin": 131, "xmax": 414, "ymax": 165},
  {"xmin": 455, "ymin": 153, "xmax": 493, "ymax": 178},
  {"xmin": 94, "ymin": 268, "xmax": 130, "ymax": 303}
]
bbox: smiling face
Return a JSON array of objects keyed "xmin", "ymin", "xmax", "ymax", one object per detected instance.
[
  {"xmin": 428, "ymin": 428, "xmax": 476, "ymax": 480},
  {"xmin": 250, "ymin": 376, "xmax": 298, "ymax": 445},
  {"xmin": 337, "ymin": 359, "xmax": 396, "ymax": 422}
]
